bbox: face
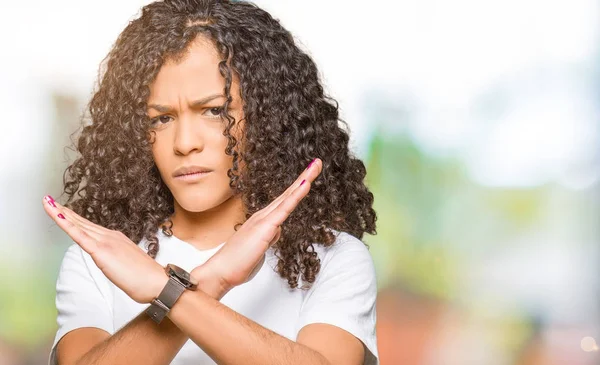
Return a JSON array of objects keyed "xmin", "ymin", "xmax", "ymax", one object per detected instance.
[{"xmin": 147, "ymin": 37, "xmax": 244, "ymax": 213}]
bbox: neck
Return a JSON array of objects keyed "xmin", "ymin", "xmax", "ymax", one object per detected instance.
[{"xmin": 169, "ymin": 194, "xmax": 246, "ymax": 251}]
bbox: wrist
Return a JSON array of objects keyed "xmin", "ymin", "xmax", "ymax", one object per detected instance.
[
  {"xmin": 191, "ymin": 269, "xmax": 230, "ymax": 300},
  {"xmin": 145, "ymin": 264, "xmax": 197, "ymax": 324},
  {"xmin": 152, "ymin": 275, "xmax": 170, "ymax": 303}
]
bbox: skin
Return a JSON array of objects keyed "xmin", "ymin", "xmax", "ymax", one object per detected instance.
[
  {"xmin": 148, "ymin": 36, "xmax": 247, "ymax": 253},
  {"xmin": 44, "ymin": 37, "xmax": 365, "ymax": 365}
]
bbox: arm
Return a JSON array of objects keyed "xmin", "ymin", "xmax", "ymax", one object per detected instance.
[
  {"xmin": 166, "ymin": 286, "xmax": 365, "ymax": 365},
  {"xmin": 58, "ymin": 282, "xmax": 363, "ymax": 365},
  {"xmin": 47, "ymin": 240, "xmax": 190, "ymax": 365},
  {"xmin": 58, "ymin": 315, "xmax": 187, "ymax": 365},
  {"xmin": 56, "ymin": 266, "xmax": 361, "ymax": 365},
  {"xmin": 55, "ymin": 261, "xmax": 227, "ymax": 365}
]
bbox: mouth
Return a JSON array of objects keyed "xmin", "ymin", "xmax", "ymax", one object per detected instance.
[
  {"xmin": 172, "ymin": 166, "xmax": 213, "ymax": 181},
  {"xmin": 174, "ymin": 171, "xmax": 211, "ymax": 182}
]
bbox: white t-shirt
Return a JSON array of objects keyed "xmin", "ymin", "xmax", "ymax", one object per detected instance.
[{"xmin": 48, "ymin": 229, "xmax": 379, "ymax": 365}]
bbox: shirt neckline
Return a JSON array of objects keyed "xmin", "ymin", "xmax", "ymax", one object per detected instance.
[{"xmin": 158, "ymin": 229, "xmax": 226, "ymax": 254}]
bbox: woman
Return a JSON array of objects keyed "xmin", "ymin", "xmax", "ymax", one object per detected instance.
[{"xmin": 44, "ymin": 0, "xmax": 378, "ymax": 364}]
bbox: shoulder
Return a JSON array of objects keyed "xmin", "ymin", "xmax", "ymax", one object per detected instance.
[
  {"xmin": 330, "ymin": 230, "xmax": 371, "ymax": 252},
  {"xmin": 315, "ymin": 230, "xmax": 374, "ymax": 267},
  {"xmin": 308, "ymin": 230, "xmax": 377, "ymax": 287},
  {"xmin": 296, "ymin": 231, "xmax": 379, "ymax": 363}
]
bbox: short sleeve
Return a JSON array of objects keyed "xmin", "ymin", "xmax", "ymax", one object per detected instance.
[
  {"xmin": 295, "ymin": 233, "xmax": 379, "ymax": 365},
  {"xmin": 48, "ymin": 244, "xmax": 115, "ymax": 365}
]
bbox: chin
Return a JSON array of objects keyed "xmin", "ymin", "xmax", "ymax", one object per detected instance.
[{"xmin": 173, "ymin": 190, "xmax": 232, "ymax": 213}]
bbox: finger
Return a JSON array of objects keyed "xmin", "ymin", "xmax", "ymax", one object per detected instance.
[
  {"xmin": 265, "ymin": 178, "xmax": 312, "ymax": 227},
  {"xmin": 61, "ymin": 206, "xmax": 107, "ymax": 236},
  {"xmin": 43, "ymin": 196, "xmax": 106, "ymax": 238},
  {"xmin": 42, "ymin": 196, "xmax": 99, "ymax": 254},
  {"xmin": 261, "ymin": 158, "xmax": 322, "ymax": 217}
]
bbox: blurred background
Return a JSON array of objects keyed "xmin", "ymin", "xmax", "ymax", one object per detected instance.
[{"xmin": 1, "ymin": 0, "xmax": 599, "ymax": 364}]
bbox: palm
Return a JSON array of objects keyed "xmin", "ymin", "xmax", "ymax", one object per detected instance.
[{"xmin": 42, "ymin": 196, "xmax": 167, "ymax": 303}]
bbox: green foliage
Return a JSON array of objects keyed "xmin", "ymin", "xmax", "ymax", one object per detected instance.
[
  {"xmin": 0, "ymin": 255, "xmax": 58, "ymax": 349},
  {"xmin": 363, "ymin": 128, "xmax": 546, "ymax": 299}
]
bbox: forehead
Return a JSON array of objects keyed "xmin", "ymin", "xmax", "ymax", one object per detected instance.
[{"xmin": 148, "ymin": 37, "xmax": 224, "ymax": 102}]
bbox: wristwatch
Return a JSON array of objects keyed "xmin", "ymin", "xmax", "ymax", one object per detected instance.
[{"xmin": 145, "ymin": 264, "xmax": 198, "ymax": 324}]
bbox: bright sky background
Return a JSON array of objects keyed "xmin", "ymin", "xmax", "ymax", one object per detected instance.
[{"xmin": 1, "ymin": 0, "xmax": 598, "ymax": 188}]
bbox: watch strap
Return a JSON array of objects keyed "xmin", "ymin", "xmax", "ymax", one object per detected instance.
[
  {"xmin": 145, "ymin": 277, "xmax": 187, "ymax": 324},
  {"xmin": 158, "ymin": 276, "xmax": 187, "ymax": 308}
]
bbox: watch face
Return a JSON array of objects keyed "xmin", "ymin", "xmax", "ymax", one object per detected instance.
[{"xmin": 165, "ymin": 264, "xmax": 197, "ymax": 287}]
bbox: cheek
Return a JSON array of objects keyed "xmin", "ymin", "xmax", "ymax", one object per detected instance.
[{"xmin": 151, "ymin": 141, "xmax": 160, "ymax": 163}]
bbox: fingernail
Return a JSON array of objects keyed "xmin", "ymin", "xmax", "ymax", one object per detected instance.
[
  {"xmin": 57, "ymin": 214, "xmax": 65, "ymax": 220},
  {"xmin": 306, "ymin": 158, "xmax": 317, "ymax": 170},
  {"xmin": 44, "ymin": 195, "xmax": 57, "ymax": 208},
  {"xmin": 300, "ymin": 180, "xmax": 306, "ymax": 186}
]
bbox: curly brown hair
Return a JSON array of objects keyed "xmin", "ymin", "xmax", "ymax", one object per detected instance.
[{"xmin": 62, "ymin": 0, "xmax": 377, "ymax": 289}]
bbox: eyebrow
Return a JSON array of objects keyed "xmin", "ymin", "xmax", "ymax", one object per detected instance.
[{"xmin": 148, "ymin": 93, "xmax": 225, "ymax": 113}]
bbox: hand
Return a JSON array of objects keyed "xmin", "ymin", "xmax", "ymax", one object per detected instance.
[
  {"xmin": 42, "ymin": 196, "xmax": 168, "ymax": 304},
  {"xmin": 191, "ymin": 158, "xmax": 323, "ymax": 299}
]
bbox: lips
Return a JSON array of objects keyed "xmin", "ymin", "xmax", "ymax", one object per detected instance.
[{"xmin": 172, "ymin": 165, "xmax": 213, "ymax": 178}]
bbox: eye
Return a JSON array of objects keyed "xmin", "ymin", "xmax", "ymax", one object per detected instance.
[
  {"xmin": 204, "ymin": 107, "xmax": 224, "ymax": 118},
  {"xmin": 150, "ymin": 115, "xmax": 173, "ymax": 125}
]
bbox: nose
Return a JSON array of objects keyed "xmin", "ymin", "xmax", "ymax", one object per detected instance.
[{"xmin": 173, "ymin": 115, "xmax": 204, "ymax": 156}]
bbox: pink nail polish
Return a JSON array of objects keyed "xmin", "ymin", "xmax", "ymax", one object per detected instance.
[
  {"xmin": 300, "ymin": 180, "xmax": 306, "ymax": 186},
  {"xmin": 44, "ymin": 195, "xmax": 57, "ymax": 207},
  {"xmin": 306, "ymin": 158, "xmax": 316, "ymax": 170},
  {"xmin": 57, "ymin": 214, "xmax": 65, "ymax": 220}
]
